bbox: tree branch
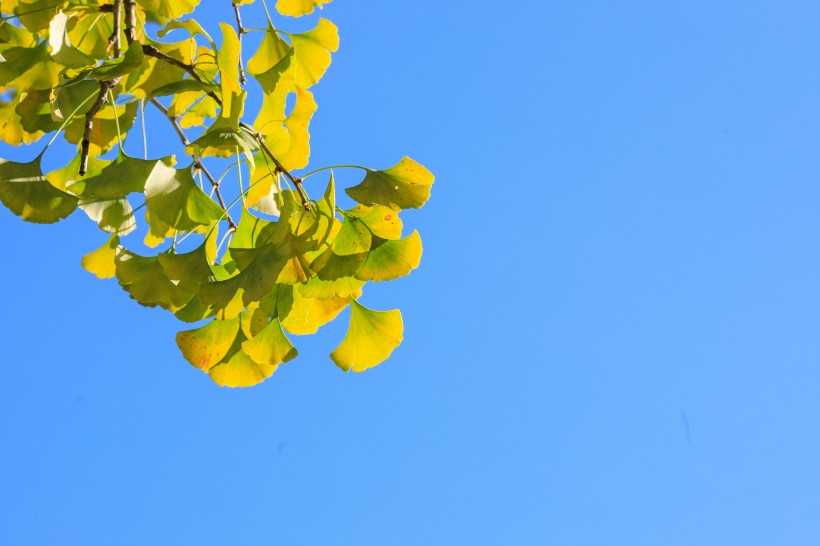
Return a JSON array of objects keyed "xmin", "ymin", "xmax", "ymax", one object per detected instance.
[
  {"xmin": 232, "ymin": 2, "xmax": 248, "ymax": 86},
  {"xmin": 123, "ymin": 0, "xmax": 136, "ymax": 45},
  {"xmin": 108, "ymin": 0, "xmax": 121, "ymax": 57},
  {"xmin": 80, "ymin": 79, "xmax": 119, "ymax": 176}
]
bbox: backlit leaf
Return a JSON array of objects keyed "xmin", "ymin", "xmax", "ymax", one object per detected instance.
[
  {"xmin": 177, "ymin": 317, "xmax": 240, "ymax": 372},
  {"xmin": 0, "ymin": 156, "xmax": 78, "ymax": 223},
  {"xmin": 242, "ymin": 318, "xmax": 297, "ymax": 366},
  {"xmin": 355, "ymin": 231, "xmax": 422, "ymax": 282},
  {"xmin": 289, "ymin": 18, "xmax": 338, "ymax": 88},
  {"xmin": 81, "ymin": 235, "xmax": 120, "ymax": 279},
  {"xmin": 144, "ymin": 162, "xmax": 225, "ymax": 231},
  {"xmin": 276, "ymin": 0, "xmax": 331, "ymax": 18},
  {"xmin": 346, "ymin": 157, "xmax": 434, "ymax": 210},
  {"xmin": 330, "ymin": 300, "xmax": 403, "ymax": 372}
]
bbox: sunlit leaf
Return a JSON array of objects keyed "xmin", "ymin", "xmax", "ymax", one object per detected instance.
[
  {"xmin": 346, "ymin": 157, "xmax": 434, "ymax": 210},
  {"xmin": 330, "ymin": 300, "xmax": 403, "ymax": 372},
  {"xmin": 176, "ymin": 316, "xmax": 240, "ymax": 372},
  {"xmin": 81, "ymin": 234, "xmax": 120, "ymax": 280},
  {"xmin": 208, "ymin": 344, "xmax": 277, "ymax": 388},
  {"xmin": 355, "ymin": 231, "xmax": 422, "ymax": 282},
  {"xmin": 242, "ymin": 318, "xmax": 297, "ymax": 366},
  {"xmin": 276, "ymin": 0, "xmax": 331, "ymax": 18},
  {"xmin": 289, "ymin": 18, "xmax": 338, "ymax": 88}
]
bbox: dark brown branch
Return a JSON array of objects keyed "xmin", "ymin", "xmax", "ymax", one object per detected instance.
[
  {"xmin": 80, "ymin": 79, "xmax": 119, "ymax": 176},
  {"xmin": 232, "ymin": 2, "xmax": 248, "ymax": 86},
  {"xmin": 142, "ymin": 45, "xmax": 223, "ymax": 107},
  {"xmin": 149, "ymin": 98, "xmax": 236, "ymax": 230},
  {"xmin": 108, "ymin": 0, "xmax": 122, "ymax": 57},
  {"xmin": 123, "ymin": 0, "xmax": 136, "ymax": 44}
]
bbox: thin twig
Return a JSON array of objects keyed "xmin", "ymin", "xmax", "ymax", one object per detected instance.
[
  {"xmin": 149, "ymin": 98, "xmax": 236, "ymax": 229},
  {"xmin": 108, "ymin": 0, "xmax": 121, "ymax": 56},
  {"xmin": 232, "ymin": 2, "xmax": 248, "ymax": 86}
]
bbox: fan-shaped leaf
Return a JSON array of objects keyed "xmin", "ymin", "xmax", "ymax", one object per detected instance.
[{"xmin": 330, "ymin": 300, "xmax": 403, "ymax": 372}]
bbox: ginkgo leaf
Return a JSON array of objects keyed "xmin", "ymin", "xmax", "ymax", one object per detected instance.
[
  {"xmin": 217, "ymin": 23, "xmax": 241, "ymax": 119},
  {"xmin": 148, "ymin": 79, "xmax": 219, "ymax": 99},
  {"xmin": 0, "ymin": 156, "xmax": 78, "ymax": 223},
  {"xmin": 355, "ymin": 231, "xmax": 422, "ymax": 282},
  {"xmin": 0, "ymin": 90, "xmax": 44, "ymax": 145},
  {"xmin": 157, "ymin": 241, "xmax": 217, "ymax": 293},
  {"xmin": 345, "ymin": 204, "xmax": 403, "ymax": 240},
  {"xmin": 15, "ymin": 89, "xmax": 59, "ymax": 136},
  {"xmin": 187, "ymin": 93, "xmax": 255, "ymax": 166},
  {"xmin": 333, "ymin": 212, "xmax": 372, "ymax": 255},
  {"xmin": 144, "ymin": 162, "xmax": 225, "ymax": 231},
  {"xmin": 242, "ymin": 318, "xmax": 297, "ymax": 366},
  {"xmin": 115, "ymin": 250, "xmax": 194, "ymax": 311},
  {"xmin": 276, "ymin": 0, "xmax": 331, "ymax": 18},
  {"xmin": 48, "ymin": 11, "xmax": 95, "ymax": 69},
  {"xmin": 126, "ymin": 40, "xmax": 195, "ymax": 99},
  {"xmin": 208, "ymin": 346, "xmax": 277, "ymax": 388},
  {"xmin": 247, "ymin": 28, "xmax": 290, "ymax": 76},
  {"xmin": 0, "ymin": 41, "xmax": 61, "ymax": 90},
  {"xmin": 346, "ymin": 156, "xmax": 435, "ymax": 210},
  {"xmin": 157, "ymin": 18, "xmax": 214, "ymax": 47},
  {"xmin": 136, "ymin": 0, "xmax": 198, "ymax": 23},
  {"xmin": 88, "ymin": 41, "xmax": 144, "ymax": 80},
  {"xmin": 280, "ymin": 286, "xmax": 350, "ymax": 335},
  {"xmin": 81, "ymin": 234, "xmax": 120, "ymax": 279},
  {"xmin": 299, "ymin": 275, "xmax": 364, "ymax": 299},
  {"xmin": 330, "ymin": 300, "xmax": 403, "ymax": 372},
  {"xmin": 176, "ymin": 317, "xmax": 240, "ymax": 372},
  {"xmin": 289, "ymin": 18, "xmax": 339, "ymax": 89}
]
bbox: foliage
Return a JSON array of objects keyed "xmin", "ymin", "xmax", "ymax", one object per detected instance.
[{"xmin": 0, "ymin": 0, "xmax": 433, "ymax": 387}]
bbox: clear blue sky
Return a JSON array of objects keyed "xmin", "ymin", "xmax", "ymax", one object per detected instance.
[{"xmin": 3, "ymin": 1, "xmax": 820, "ymax": 544}]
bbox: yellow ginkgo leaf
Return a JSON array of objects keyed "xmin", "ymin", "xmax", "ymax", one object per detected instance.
[
  {"xmin": 81, "ymin": 235, "xmax": 120, "ymax": 280},
  {"xmin": 209, "ymin": 348, "xmax": 277, "ymax": 388},
  {"xmin": 290, "ymin": 18, "xmax": 339, "ymax": 88},
  {"xmin": 276, "ymin": 0, "xmax": 331, "ymax": 18},
  {"xmin": 176, "ymin": 317, "xmax": 240, "ymax": 372},
  {"xmin": 217, "ymin": 23, "xmax": 241, "ymax": 119},
  {"xmin": 330, "ymin": 300, "xmax": 403, "ymax": 372}
]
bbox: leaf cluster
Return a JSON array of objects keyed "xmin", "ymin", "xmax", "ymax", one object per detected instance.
[{"xmin": 0, "ymin": 0, "xmax": 433, "ymax": 386}]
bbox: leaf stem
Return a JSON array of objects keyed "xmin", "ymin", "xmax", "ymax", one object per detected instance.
[{"xmin": 300, "ymin": 165, "xmax": 369, "ymax": 180}]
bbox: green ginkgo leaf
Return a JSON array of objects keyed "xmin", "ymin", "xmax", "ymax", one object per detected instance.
[
  {"xmin": 157, "ymin": 240, "xmax": 217, "ymax": 293},
  {"xmin": 144, "ymin": 162, "xmax": 225, "ymax": 231},
  {"xmin": 0, "ymin": 156, "xmax": 78, "ymax": 223},
  {"xmin": 16, "ymin": 89, "xmax": 59, "ymax": 136},
  {"xmin": 346, "ymin": 157, "xmax": 434, "ymax": 211},
  {"xmin": 330, "ymin": 299, "xmax": 403, "ymax": 372},
  {"xmin": 242, "ymin": 318, "xmax": 297, "ymax": 366},
  {"xmin": 176, "ymin": 316, "xmax": 240, "ymax": 372},
  {"xmin": 276, "ymin": 0, "xmax": 332, "ymax": 18},
  {"xmin": 81, "ymin": 234, "xmax": 120, "ymax": 280},
  {"xmin": 89, "ymin": 41, "xmax": 144, "ymax": 80},
  {"xmin": 115, "ymin": 250, "xmax": 194, "ymax": 311},
  {"xmin": 0, "ymin": 41, "xmax": 61, "ymax": 90},
  {"xmin": 355, "ymin": 231, "xmax": 422, "ymax": 282},
  {"xmin": 299, "ymin": 275, "xmax": 364, "ymax": 299}
]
